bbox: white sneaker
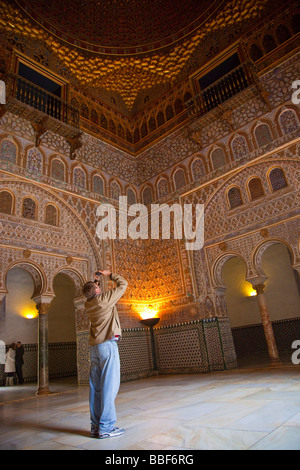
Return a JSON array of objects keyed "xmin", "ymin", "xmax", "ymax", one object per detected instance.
[{"xmin": 99, "ymin": 427, "xmax": 125, "ymax": 439}]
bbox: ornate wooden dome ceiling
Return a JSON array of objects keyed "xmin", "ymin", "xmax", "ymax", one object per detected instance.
[
  {"xmin": 0, "ymin": 0, "xmax": 271, "ymax": 113},
  {"xmin": 16, "ymin": 0, "xmax": 221, "ymax": 54}
]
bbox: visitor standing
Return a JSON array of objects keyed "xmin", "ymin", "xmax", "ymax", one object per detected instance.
[
  {"xmin": 82, "ymin": 270, "xmax": 127, "ymax": 439},
  {"xmin": 15, "ymin": 341, "xmax": 24, "ymax": 384},
  {"xmin": 4, "ymin": 343, "xmax": 16, "ymax": 386}
]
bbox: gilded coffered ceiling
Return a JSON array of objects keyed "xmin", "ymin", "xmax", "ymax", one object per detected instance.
[{"xmin": 0, "ymin": 0, "xmax": 273, "ymax": 113}]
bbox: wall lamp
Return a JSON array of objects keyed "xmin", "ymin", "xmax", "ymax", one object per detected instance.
[{"xmin": 140, "ymin": 316, "xmax": 160, "ymax": 371}]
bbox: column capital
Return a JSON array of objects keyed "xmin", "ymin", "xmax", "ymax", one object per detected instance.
[
  {"xmin": 292, "ymin": 264, "xmax": 300, "ymax": 275},
  {"xmin": 36, "ymin": 303, "xmax": 51, "ymax": 315},
  {"xmin": 32, "ymin": 294, "xmax": 53, "ymax": 305},
  {"xmin": 32, "ymin": 295, "xmax": 54, "ymax": 315},
  {"xmin": 0, "ymin": 290, "xmax": 8, "ymax": 302},
  {"xmin": 73, "ymin": 296, "xmax": 86, "ymax": 309},
  {"xmin": 213, "ymin": 286, "xmax": 227, "ymax": 296},
  {"xmin": 253, "ymin": 283, "xmax": 265, "ymax": 295},
  {"xmin": 246, "ymin": 274, "xmax": 268, "ymax": 289}
]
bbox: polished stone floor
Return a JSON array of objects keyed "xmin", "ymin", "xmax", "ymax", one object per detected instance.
[{"xmin": 0, "ymin": 363, "xmax": 300, "ymax": 450}]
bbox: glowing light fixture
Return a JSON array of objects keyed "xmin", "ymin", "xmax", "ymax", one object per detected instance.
[
  {"xmin": 243, "ymin": 282, "xmax": 257, "ymax": 297},
  {"xmin": 138, "ymin": 304, "xmax": 159, "ymax": 320},
  {"xmin": 21, "ymin": 306, "xmax": 38, "ymax": 319}
]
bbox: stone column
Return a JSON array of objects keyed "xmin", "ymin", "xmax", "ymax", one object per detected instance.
[
  {"xmin": 292, "ymin": 264, "xmax": 300, "ymax": 294},
  {"xmin": 249, "ymin": 278, "xmax": 281, "ymax": 366},
  {"xmin": 73, "ymin": 297, "xmax": 89, "ymax": 385},
  {"xmin": 213, "ymin": 286, "xmax": 227, "ymax": 317},
  {"xmin": 0, "ymin": 292, "xmax": 7, "ymax": 321},
  {"xmin": 213, "ymin": 286, "xmax": 237, "ymax": 369},
  {"xmin": 0, "ymin": 293, "xmax": 7, "ymax": 381},
  {"xmin": 74, "ymin": 297, "xmax": 89, "ymax": 332},
  {"xmin": 33, "ymin": 297, "xmax": 53, "ymax": 395}
]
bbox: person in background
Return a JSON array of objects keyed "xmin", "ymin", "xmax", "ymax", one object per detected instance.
[
  {"xmin": 4, "ymin": 343, "xmax": 16, "ymax": 386},
  {"xmin": 15, "ymin": 341, "xmax": 24, "ymax": 385}
]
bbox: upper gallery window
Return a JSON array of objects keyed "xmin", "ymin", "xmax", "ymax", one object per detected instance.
[{"xmin": 197, "ymin": 52, "xmax": 249, "ymax": 112}]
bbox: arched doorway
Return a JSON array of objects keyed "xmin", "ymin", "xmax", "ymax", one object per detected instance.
[
  {"xmin": 211, "ymin": 253, "xmax": 258, "ymax": 367},
  {"xmin": 220, "ymin": 255, "xmax": 266, "ymax": 367},
  {"xmin": 257, "ymin": 242, "xmax": 300, "ymax": 362},
  {"xmin": 221, "ymin": 255, "xmax": 261, "ymax": 328},
  {"xmin": 1, "ymin": 265, "xmax": 42, "ymax": 385},
  {"xmin": 48, "ymin": 272, "xmax": 77, "ymax": 382},
  {"xmin": 0, "ymin": 263, "xmax": 85, "ymax": 389},
  {"xmin": 4, "ymin": 266, "xmax": 38, "ymax": 339},
  {"xmin": 259, "ymin": 243, "xmax": 300, "ymax": 319},
  {"xmin": 220, "ymin": 242, "xmax": 300, "ymax": 367}
]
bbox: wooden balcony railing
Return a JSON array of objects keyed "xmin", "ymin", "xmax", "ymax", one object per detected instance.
[
  {"xmin": 185, "ymin": 60, "xmax": 258, "ymax": 118},
  {"xmin": 5, "ymin": 72, "xmax": 80, "ymax": 129}
]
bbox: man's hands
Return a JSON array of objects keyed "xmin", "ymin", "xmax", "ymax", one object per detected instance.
[{"xmin": 94, "ymin": 270, "xmax": 111, "ymax": 278}]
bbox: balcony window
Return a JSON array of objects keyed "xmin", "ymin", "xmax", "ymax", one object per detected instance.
[
  {"xmin": 16, "ymin": 62, "xmax": 62, "ymax": 120},
  {"xmin": 8, "ymin": 55, "xmax": 79, "ymax": 130},
  {"xmin": 199, "ymin": 53, "xmax": 249, "ymax": 112},
  {"xmin": 18, "ymin": 62, "xmax": 61, "ymax": 96}
]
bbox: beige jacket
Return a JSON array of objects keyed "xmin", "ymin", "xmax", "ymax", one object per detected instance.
[{"xmin": 85, "ymin": 273, "xmax": 128, "ymax": 346}]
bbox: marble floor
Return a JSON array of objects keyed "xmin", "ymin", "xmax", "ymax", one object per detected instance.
[{"xmin": 0, "ymin": 364, "xmax": 300, "ymax": 450}]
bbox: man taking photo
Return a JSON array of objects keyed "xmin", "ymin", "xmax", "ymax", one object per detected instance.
[{"xmin": 82, "ymin": 270, "xmax": 128, "ymax": 439}]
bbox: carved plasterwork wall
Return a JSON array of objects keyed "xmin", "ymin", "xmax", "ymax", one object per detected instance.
[
  {"xmin": 186, "ymin": 155, "xmax": 300, "ymax": 299},
  {"xmin": 0, "ymin": 176, "xmax": 102, "ymax": 309},
  {"xmin": 0, "ymin": 39, "xmax": 299, "ymax": 329}
]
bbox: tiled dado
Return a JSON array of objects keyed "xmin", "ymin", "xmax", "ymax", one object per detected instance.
[
  {"xmin": 0, "ymin": 342, "xmax": 77, "ymax": 384},
  {"xmin": 0, "ymin": 319, "xmax": 237, "ymax": 385},
  {"xmin": 232, "ymin": 317, "xmax": 300, "ymax": 357},
  {"xmin": 77, "ymin": 318, "xmax": 237, "ymax": 384}
]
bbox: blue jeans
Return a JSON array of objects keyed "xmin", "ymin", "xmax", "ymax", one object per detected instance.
[{"xmin": 89, "ymin": 340, "xmax": 120, "ymax": 432}]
